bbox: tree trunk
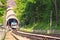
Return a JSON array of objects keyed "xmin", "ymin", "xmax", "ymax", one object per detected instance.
[
  {"xmin": 54, "ymin": 0, "xmax": 58, "ymax": 27},
  {"xmin": 50, "ymin": 10, "xmax": 52, "ymax": 30}
]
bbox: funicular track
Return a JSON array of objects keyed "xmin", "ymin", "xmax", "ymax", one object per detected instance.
[
  {"xmin": 5, "ymin": 31, "xmax": 18, "ymax": 40},
  {"xmin": 12, "ymin": 31, "xmax": 60, "ymax": 40}
]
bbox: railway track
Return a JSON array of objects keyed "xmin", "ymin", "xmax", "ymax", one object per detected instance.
[
  {"xmin": 5, "ymin": 31, "xmax": 18, "ymax": 40},
  {"xmin": 12, "ymin": 31, "xmax": 60, "ymax": 40}
]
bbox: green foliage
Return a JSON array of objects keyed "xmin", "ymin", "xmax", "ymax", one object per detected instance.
[
  {"xmin": 0, "ymin": 0, "xmax": 6, "ymax": 5},
  {"xmin": 0, "ymin": 6, "xmax": 5, "ymax": 16},
  {"xmin": 0, "ymin": 0, "xmax": 6, "ymax": 23},
  {"xmin": 15, "ymin": 0, "xmax": 52, "ymax": 30}
]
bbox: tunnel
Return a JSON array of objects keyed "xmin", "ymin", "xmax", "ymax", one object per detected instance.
[{"xmin": 6, "ymin": 18, "xmax": 18, "ymax": 27}]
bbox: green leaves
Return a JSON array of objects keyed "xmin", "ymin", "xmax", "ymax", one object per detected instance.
[
  {"xmin": 0, "ymin": 0, "xmax": 6, "ymax": 23},
  {"xmin": 15, "ymin": 0, "xmax": 51, "ymax": 26},
  {"xmin": 0, "ymin": 6, "xmax": 6, "ymax": 16},
  {"xmin": 14, "ymin": 0, "xmax": 60, "ymax": 30},
  {"xmin": 0, "ymin": 0, "xmax": 6, "ymax": 5}
]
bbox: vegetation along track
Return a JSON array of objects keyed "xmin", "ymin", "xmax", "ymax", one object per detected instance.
[{"xmin": 12, "ymin": 30, "xmax": 60, "ymax": 40}]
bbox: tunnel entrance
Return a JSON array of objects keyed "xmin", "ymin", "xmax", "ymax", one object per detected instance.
[{"xmin": 7, "ymin": 18, "xmax": 18, "ymax": 27}]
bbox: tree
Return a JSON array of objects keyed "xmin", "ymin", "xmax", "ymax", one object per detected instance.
[{"xmin": 54, "ymin": 0, "xmax": 58, "ymax": 27}]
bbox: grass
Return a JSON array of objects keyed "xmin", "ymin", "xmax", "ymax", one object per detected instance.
[{"xmin": 20, "ymin": 22, "xmax": 50, "ymax": 32}]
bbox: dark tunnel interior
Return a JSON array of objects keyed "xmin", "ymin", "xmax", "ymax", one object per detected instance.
[{"xmin": 7, "ymin": 18, "xmax": 18, "ymax": 27}]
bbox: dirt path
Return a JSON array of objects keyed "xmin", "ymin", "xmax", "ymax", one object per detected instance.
[{"xmin": 5, "ymin": 31, "xmax": 16, "ymax": 40}]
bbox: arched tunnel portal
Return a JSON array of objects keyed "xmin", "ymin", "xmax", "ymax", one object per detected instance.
[{"xmin": 6, "ymin": 18, "xmax": 19, "ymax": 29}]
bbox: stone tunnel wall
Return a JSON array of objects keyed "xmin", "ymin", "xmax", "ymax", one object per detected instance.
[{"xmin": 4, "ymin": 0, "xmax": 19, "ymax": 29}]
